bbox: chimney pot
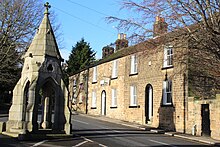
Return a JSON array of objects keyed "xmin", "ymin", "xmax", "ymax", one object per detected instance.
[
  {"xmin": 115, "ymin": 33, "xmax": 128, "ymax": 51},
  {"xmin": 153, "ymin": 16, "xmax": 168, "ymax": 37}
]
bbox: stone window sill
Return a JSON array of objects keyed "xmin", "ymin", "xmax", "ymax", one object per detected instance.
[
  {"xmin": 161, "ymin": 66, "xmax": 174, "ymax": 70},
  {"xmin": 129, "ymin": 105, "xmax": 140, "ymax": 108},
  {"xmin": 129, "ymin": 73, "xmax": 138, "ymax": 76},
  {"xmin": 110, "ymin": 106, "xmax": 117, "ymax": 109},
  {"xmin": 92, "ymin": 81, "xmax": 97, "ymax": 84}
]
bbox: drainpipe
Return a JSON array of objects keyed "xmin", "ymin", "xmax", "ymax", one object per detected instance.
[
  {"xmin": 183, "ymin": 73, "xmax": 187, "ymax": 133},
  {"xmin": 85, "ymin": 69, "xmax": 89, "ymax": 114}
]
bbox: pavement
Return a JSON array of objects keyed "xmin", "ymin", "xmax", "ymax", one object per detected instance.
[{"xmin": 77, "ymin": 112, "xmax": 220, "ymax": 146}]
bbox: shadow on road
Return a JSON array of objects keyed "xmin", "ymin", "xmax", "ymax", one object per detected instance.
[
  {"xmin": 0, "ymin": 134, "xmax": 24, "ymax": 147},
  {"xmin": 73, "ymin": 128, "xmax": 166, "ymax": 138}
]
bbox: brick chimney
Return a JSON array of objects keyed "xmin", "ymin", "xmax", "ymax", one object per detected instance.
[
  {"xmin": 115, "ymin": 33, "xmax": 128, "ymax": 51},
  {"xmin": 102, "ymin": 46, "xmax": 114, "ymax": 58},
  {"xmin": 153, "ymin": 16, "xmax": 168, "ymax": 37}
]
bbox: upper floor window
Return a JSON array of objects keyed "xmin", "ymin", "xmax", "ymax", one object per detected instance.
[
  {"xmin": 111, "ymin": 88, "xmax": 117, "ymax": 107},
  {"xmin": 92, "ymin": 91, "xmax": 97, "ymax": 108},
  {"xmin": 163, "ymin": 79, "xmax": 172, "ymax": 105},
  {"xmin": 130, "ymin": 55, "xmax": 138, "ymax": 74},
  {"xmin": 163, "ymin": 46, "xmax": 173, "ymax": 67},
  {"xmin": 130, "ymin": 85, "xmax": 137, "ymax": 106},
  {"xmin": 112, "ymin": 60, "xmax": 118, "ymax": 78},
  {"xmin": 92, "ymin": 66, "xmax": 97, "ymax": 82}
]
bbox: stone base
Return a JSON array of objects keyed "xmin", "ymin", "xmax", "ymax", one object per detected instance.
[
  {"xmin": 64, "ymin": 123, "xmax": 72, "ymax": 135},
  {"xmin": 6, "ymin": 120, "xmax": 24, "ymax": 132},
  {"xmin": 2, "ymin": 131, "xmax": 19, "ymax": 137}
]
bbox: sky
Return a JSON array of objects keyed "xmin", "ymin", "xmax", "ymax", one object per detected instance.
[{"xmin": 43, "ymin": 0, "xmax": 127, "ymax": 61}]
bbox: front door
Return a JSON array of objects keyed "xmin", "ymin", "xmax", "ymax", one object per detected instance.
[
  {"xmin": 201, "ymin": 104, "xmax": 211, "ymax": 136},
  {"xmin": 145, "ymin": 84, "xmax": 153, "ymax": 124},
  {"xmin": 101, "ymin": 91, "xmax": 106, "ymax": 115}
]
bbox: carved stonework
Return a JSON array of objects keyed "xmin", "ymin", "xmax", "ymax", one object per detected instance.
[{"xmin": 4, "ymin": 3, "xmax": 72, "ymax": 137}]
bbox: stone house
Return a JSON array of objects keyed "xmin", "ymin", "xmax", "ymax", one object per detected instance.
[{"xmin": 69, "ymin": 17, "xmax": 220, "ymax": 140}]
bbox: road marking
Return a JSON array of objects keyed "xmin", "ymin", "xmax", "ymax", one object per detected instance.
[
  {"xmin": 73, "ymin": 140, "xmax": 88, "ymax": 147},
  {"xmin": 31, "ymin": 140, "xmax": 48, "ymax": 146},
  {"xmin": 99, "ymin": 143, "xmax": 108, "ymax": 147},
  {"xmin": 74, "ymin": 119, "xmax": 89, "ymax": 124},
  {"xmin": 149, "ymin": 139, "xmax": 177, "ymax": 147},
  {"xmin": 81, "ymin": 135, "xmax": 108, "ymax": 147},
  {"xmin": 81, "ymin": 136, "xmax": 93, "ymax": 142}
]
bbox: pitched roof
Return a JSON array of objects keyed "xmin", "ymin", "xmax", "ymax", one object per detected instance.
[{"xmin": 24, "ymin": 12, "xmax": 62, "ymax": 60}]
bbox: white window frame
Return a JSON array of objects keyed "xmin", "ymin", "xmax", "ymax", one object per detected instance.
[
  {"xmin": 163, "ymin": 80, "xmax": 172, "ymax": 105},
  {"xmin": 92, "ymin": 66, "xmax": 97, "ymax": 82},
  {"xmin": 112, "ymin": 60, "xmax": 118, "ymax": 78},
  {"xmin": 130, "ymin": 55, "xmax": 138, "ymax": 74},
  {"xmin": 92, "ymin": 91, "xmax": 96, "ymax": 107},
  {"xmin": 111, "ymin": 88, "xmax": 117, "ymax": 107},
  {"xmin": 163, "ymin": 46, "xmax": 173, "ymax": 67},
  {"xmin": 73, "ymin": 79, "xmax": 76, "ymax": 86},
  {"xmin": 130, "ymin": 85, "xmax": 137, "ymax": 106}
]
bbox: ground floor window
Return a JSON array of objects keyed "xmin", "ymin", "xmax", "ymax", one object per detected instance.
[
  {"xmin": 130, "ymin": 85, "xmax": 137, "ymax": 106},
  {"xmin": 111, "ymin": 88, "xmax": 117, "ymax": 107},
  {"xmin": 163, "ymin": 80, "xmax": 172, "ymax": 105},
  {"xmin": 92, "ymin": 91, "xmax": 96, "ymax": 108}
]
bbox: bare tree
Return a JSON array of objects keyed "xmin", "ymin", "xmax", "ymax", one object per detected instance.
[
  {"xmin": 0, "ymin": 0, "xmax": 62, "ymax": 93},
  {"xmin": 106, "ymin": 0, "xmax": 220, "ymax": 98}
]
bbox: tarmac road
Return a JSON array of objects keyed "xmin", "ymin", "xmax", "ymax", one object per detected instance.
[{"xmin": 0, "ymin": 114, "xmax": 211, "ymax": 146}]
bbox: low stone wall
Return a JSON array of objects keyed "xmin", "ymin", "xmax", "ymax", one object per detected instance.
[{"xmin": 186, "ymin": 94, "xmax": 220, "ymax": 140}]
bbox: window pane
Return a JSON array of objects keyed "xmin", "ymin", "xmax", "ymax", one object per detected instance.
[
  {"xmin": 93, "ymin": 67, "xmax": 97, "ymax": 82},
  {"xmin": 130, "ymin": 85, "xmax": 137, "ymax": 106},
  {"xmin": 112, "ymin": 89, "xmax": 117, "ymax": 106},
  {"xmin": 131, "ymin": 55, "xmax": 138, "ymax": 74},
  {"xmin": 92, "ymin": 91, "xmax": 96, "ymax": 107},
  {"xmin": 163, "ymin": 80, "xmax": 172, "ymax": 105},
  {"xmin": 167, "ymin": 93, "xmax": 172, "ymax": 103},
  {"xmin": 112, "ymin": 60, "xmax": 118, "ymax": 78},
  {"xmin": 164, "ymin": 46, "xmax": 173, "ymax": 67}
]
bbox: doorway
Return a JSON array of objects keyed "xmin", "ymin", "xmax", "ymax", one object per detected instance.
[
  {"xmin": 37, "ymin": 79, "xmax": 56, "ymax": 130},
  {"xmin": 145, "ymin": 84, "xmax": 153, "ymax": 124},
  {"xmin": 101, "ymin": 90, "xmax": 106, "ymax": 115},
  {"xmin": 201, "ymin": 104, "xmax": 211, "ymax": 136}
]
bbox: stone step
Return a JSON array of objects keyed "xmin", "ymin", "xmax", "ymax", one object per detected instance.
[
  {"xmin": 10, "ymin": 128, "xmax": 25, "ymax": 134},
  {"xmin": 2, "ymin": 131, "xmax": 19, "ymax": 137}
]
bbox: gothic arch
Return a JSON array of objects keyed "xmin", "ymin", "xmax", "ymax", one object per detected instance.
[
  {"xmin": 145, "ymin": 84, "xmax": 153, "ymax": 124},
  {"xmin": 101, "ymin": 90, "xmax": 106, "ymax": 116}
]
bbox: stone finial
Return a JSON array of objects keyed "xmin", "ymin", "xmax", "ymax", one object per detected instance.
[{"xmin": 44, "ymin": 2, "xmax": 51, "ymax": 15}]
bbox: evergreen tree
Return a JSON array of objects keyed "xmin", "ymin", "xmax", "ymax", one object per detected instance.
[{"xmin": 66, "ymin": 38, "xmax": 96, "ymax": 75}]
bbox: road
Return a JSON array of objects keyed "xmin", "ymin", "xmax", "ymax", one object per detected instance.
[{"xmin": 0, "ymin": 114, "xmax": 210, "ymax": 146}]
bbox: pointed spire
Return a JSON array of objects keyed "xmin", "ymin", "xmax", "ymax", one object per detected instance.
[{"xmin": 24, "ymin": 2, "xmax": 62, "ymax": 61}]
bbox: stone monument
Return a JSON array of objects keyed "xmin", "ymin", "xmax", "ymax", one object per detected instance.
[{"xmin": 4, "ymin": 2, "xmax": 72, "ymax": 136}]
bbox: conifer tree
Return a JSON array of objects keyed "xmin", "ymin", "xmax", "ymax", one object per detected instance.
[{"xmin": 66, "ymin": 38, "xmax": 96, "ymax": 75}]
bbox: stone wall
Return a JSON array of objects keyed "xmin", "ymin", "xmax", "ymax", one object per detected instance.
[
  {"xmin": 69, "ymin": 70, "xmax": 88, "ymax": 113},
  {"xmin": 86, "ymin": 57, "xmax": 126, "ymax": 120},
  {"xmin": 69, "ymin": 44, "xmax": 187, "ymax": 133},
  {"xmin": 186, "ymin": 94, "xmax": 220, "ymax": 140}
]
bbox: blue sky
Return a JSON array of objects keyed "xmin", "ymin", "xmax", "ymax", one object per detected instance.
[{"xmin": 43, "ymin": 0, "xmax": 126, "ymax": 61}]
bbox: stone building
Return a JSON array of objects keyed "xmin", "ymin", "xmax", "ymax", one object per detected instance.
[
  {"xmin": 69, "ymin": 16, "xmax": 220, "ymax": 140},
  {"xmin": 3, "ymin": 3, "xmax": 72, "ymax": 137}
]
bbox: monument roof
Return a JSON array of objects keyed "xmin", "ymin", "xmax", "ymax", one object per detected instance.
[{"xmin": 25, "ymin": 3, "xmax": 62, "ymax": 60}]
